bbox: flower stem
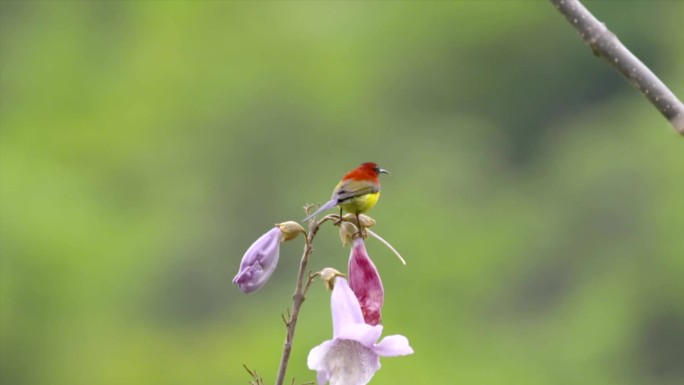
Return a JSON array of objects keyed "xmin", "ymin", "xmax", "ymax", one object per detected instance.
[{"xmin": 274, "ymin": 216, "xmax": 325, "ymax": 385}]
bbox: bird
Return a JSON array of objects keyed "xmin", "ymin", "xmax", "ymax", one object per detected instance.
[{"xmin": 303, "ymin": 162, "xmax": 390, "ymax": 229}]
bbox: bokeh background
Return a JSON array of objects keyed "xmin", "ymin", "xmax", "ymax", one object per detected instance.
[{"xmin": 1, "ymin": 1, "xmax": 683, "ymax": 384}]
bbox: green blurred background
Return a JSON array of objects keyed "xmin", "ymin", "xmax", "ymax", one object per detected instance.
[{"xmin": 1, "ymin": 1, "xmax": 683, "ymax": 384}]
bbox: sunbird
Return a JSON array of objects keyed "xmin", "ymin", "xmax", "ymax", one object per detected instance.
[{"xmin": 303, "ymin": 162, "xmax": 390, "ymax": 226}]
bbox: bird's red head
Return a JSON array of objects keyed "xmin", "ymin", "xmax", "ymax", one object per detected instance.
[{"xmin": 343, "ymin": 162, "xmax": 390, "ymax": 182}]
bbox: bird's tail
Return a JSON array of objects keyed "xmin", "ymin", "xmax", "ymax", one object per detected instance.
[{"xmin": 302, "ymin": 199, "xmax": 338, "ymax": 223}]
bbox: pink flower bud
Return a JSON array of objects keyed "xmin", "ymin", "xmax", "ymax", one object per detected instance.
[{"xmin": 348, "ymin": 238, "xmax": 384, "ymax": 326}]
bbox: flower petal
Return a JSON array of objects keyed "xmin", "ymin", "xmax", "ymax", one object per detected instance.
[
  {"xmin": 317, "ymin": 340, "xmax": 380, "ymax": 385},
  {"xmin": 348, "ymin": 238, "xmax": 384, "ymax": 325},
  {"xmin": 307, "ymin": 339, "xmax": 335, "ymax": 384},
  {"xmin": 373, "ymin": 335, "xmax": 414, "ymax": 357},
  {"xmin": 331, "ymin": 278, "xmax": 365, "ymax": 337},
  {"xmin": 232, "ymin": 227, "xmax": 282, "ymax": 293},
  {"xmin": 337, "ymin": 323, "xmax": 383, "ymax": 349}
]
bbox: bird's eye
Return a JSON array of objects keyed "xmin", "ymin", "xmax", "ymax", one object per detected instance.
[{"xmin": 374, "ymin": 166, "xmax": 380, "ymax": 173}]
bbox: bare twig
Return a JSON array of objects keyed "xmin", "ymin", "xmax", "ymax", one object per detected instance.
[
  {"xmin": 305, "ymin": 271, "xmax": 320, "ymax": 293},
  {"xmin": 243, "ymin": 364, "xmax": 265, "ymax": 385},
  {"xmin": 550, "ymin": 0, "xmax": 684, "ymax": 135},
  {"xmin": 274, "ymin": 210, "xmax": 330, "ymax": 385}
]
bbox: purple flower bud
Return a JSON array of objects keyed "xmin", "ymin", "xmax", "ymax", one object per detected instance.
[
  {"xmin": 233, "ymin": 227, "xmax": 283, "ymax": 293},
  {"xmin": 348, "ymin": 238, "xmax": 384, "ymax": 326}
]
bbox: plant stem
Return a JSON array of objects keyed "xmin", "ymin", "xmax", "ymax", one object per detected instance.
[
  {"xmin": 274, "ymin": 216, "xmax": 329, "ymax": 385},
  {"xmin": 549, "ymin": 0, "xmax": 684, "ymax": 135}
]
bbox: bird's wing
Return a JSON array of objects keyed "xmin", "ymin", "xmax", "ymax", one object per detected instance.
[{"xmin": 332, "ymin": 179, "xmax": 380, "ymax": 203}]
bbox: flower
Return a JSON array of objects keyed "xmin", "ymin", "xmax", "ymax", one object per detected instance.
[
  {"xmin": 348, "ymin": 238, "xmax": 383, "ymax": 325},
  {"xmin": 232, "ymin": 227, "xmax": 283, "ymax": 293},
  {"xmin": 307, "ymin": 278, "xmax": 413, "ymax": 385}
]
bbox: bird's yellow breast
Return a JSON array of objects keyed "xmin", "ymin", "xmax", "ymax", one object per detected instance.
[{"xmin": 339, "ymin": 191, "xmax": 380, "ymax": 215}]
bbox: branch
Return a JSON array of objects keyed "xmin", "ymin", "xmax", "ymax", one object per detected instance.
[
  {"xmin": 550, "ymin": 0, "xmax": 684, "ymax": 136},
  {"xmin": 274, "ymin": 212, "xmax": 327, "ymax": 385}
]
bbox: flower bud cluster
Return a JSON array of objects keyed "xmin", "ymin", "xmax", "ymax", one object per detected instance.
[{"xmin": 232, "ymin": 212, "xmax": 412, "ymax": 385}]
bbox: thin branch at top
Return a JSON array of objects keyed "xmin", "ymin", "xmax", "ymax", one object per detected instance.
[{"xmin": 550, "ymin": 0, "xmax": 684, "ymax": 136}]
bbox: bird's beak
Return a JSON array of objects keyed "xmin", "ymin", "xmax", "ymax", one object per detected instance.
[{"xmin": 378, "ymin": 168, "xmax": 390, "ymax": 176}]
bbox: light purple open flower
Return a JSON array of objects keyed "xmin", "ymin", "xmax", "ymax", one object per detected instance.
[
  {"xmin": 348, "ymin": 238, "xmax": 383, "ymax": 326},
  {"xmin": 308, "ymin": 278, "xmax": 413, "ymax": 385},
  {"xmin": 232, "ymin": 227, "xmax": 283, "ymax": 293}
]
